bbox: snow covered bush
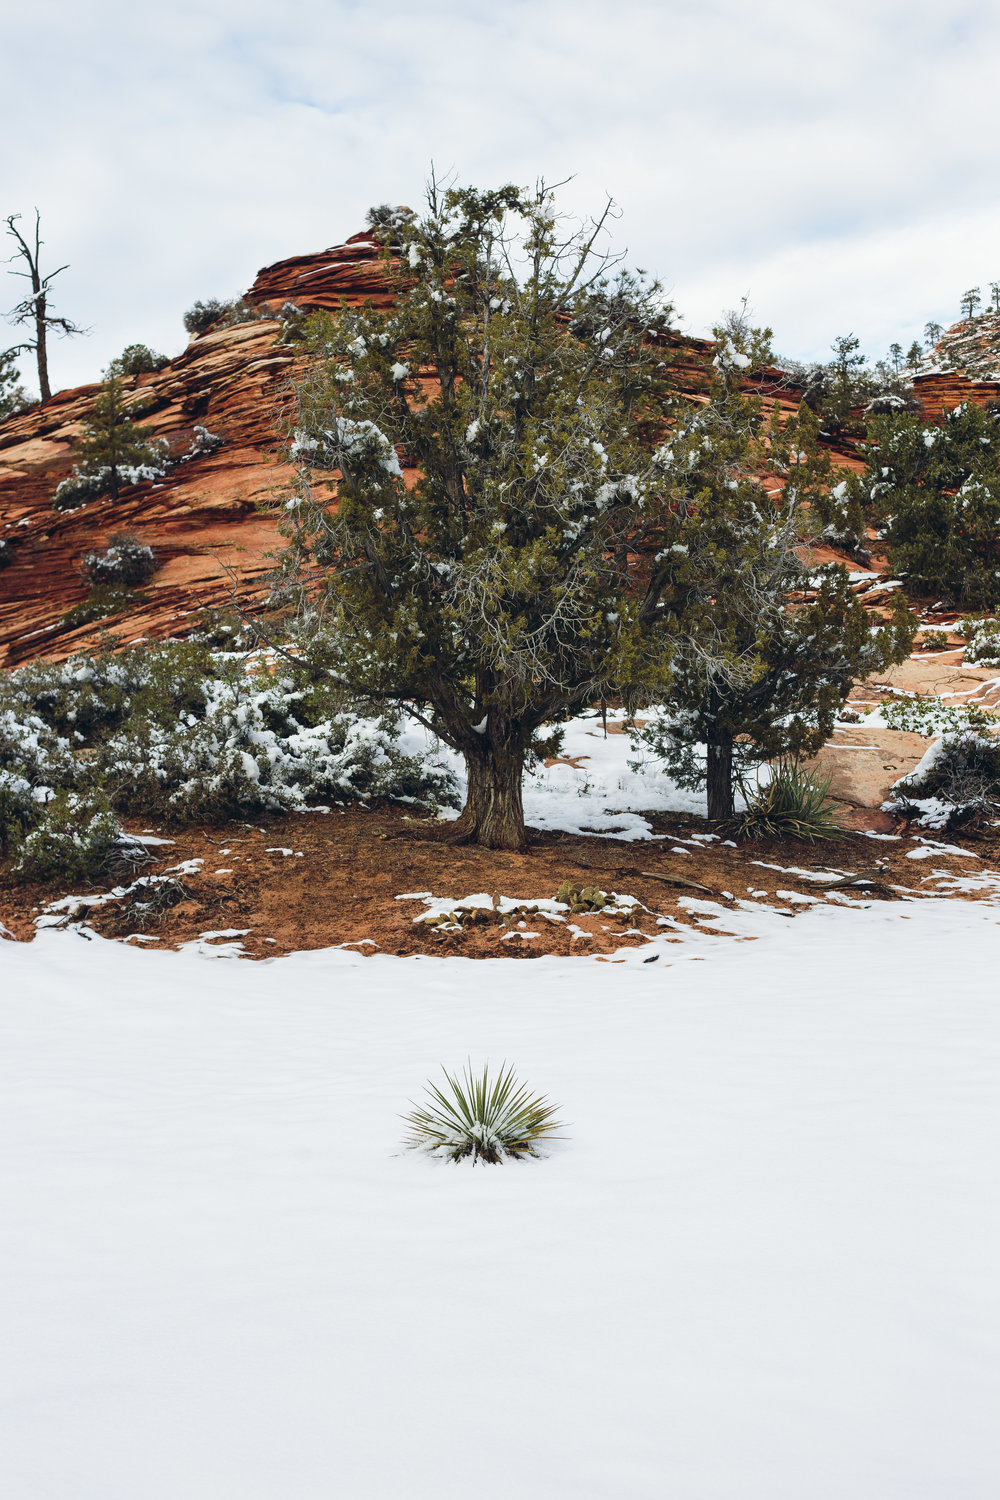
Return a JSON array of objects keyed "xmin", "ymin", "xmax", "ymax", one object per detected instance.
[
  {"xmin": 884, "ymin": 730, "xmax": 1000, "ymax": 830},
  {"xmin": 402, "ymin": 1062, "xmax": 563, "ymax": 1164},
  {"xmin": 0, "ymin": 642, "xmax": 457, "ymax": 873},
  {"xmin": 12, "ymin": 791, "xmax": 147, "ymax": 886},
  {"xmin": 96, "ymin": 681, "xmax": 458, "ymax": 823},
  {"xmin": 80, "ymin": 533, "xmax": 158, "ymax": 588},
  {"xmin": 878, "ymin": 694, "xmax": 993, "ymax": 736},
  {"xmin": 0, "ymin": 771, "xmax": 42, "ymax": 857},
  {"xmin": 958, "ymin": 615, "xmax": 1000, "ymax": 665}
]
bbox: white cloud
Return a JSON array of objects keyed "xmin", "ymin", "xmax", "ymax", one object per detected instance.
[{"xmin": 4, "ymin": 0, "xmax": 1000, "ymax": 391}]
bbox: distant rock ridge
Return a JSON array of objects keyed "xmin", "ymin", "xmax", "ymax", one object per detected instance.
[{"xmin": 910, "ymin": 314, "xmax": 1000, "ymax": 418}]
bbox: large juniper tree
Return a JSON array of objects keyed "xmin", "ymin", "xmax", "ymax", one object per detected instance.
[
  {"xmin": 277, "ymin": 180, "xmax": 682, "ymax": 849},
  {"xmin": 634, "ymin": 315, "xmax": 915, "ymax": 821}
]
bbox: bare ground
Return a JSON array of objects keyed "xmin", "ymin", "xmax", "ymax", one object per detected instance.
[{"xmin": 3, "ymin": 804, "xmax": 997, "ymax": 960}]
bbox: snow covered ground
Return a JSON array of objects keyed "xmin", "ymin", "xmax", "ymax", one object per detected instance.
[{"xmin": 2, "ymin": 899, "xmax": 999, "ymax": 1498}]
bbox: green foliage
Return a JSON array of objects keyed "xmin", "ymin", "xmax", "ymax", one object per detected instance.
[
  {"xmin": 80, "ymin": 533, "xmax": 158, "ymax": 588},
  {"xmin": 106, "ymin": 343, "xmax": 168, "ymax": 377},
  {"xmin": 402, "ymin": 1062, "xmax": 563, "ymax": 1163},
  {"xmin": 0, "ymin": 641, "xmax": 457, "ymax": 878},
  {"xmin": 279, "ymin": 178, "xmax": 681, "ymax": 848},
  {"xmin": 878, "ymin": 693, "xmax": 994, "ymax": 735},
  {"xmin": 0, "ymin": 348, "xmax": 30, "ymax": 418},
  {"xmin": 62, "ymin": 585, "xmax": 141, "ymax": 630},
  {"xmin": 852, "ymin": 402, "xmax": 1000, "ymax": 605},
  {"xmin": 738, "ymin": 760, "xmax": 844, "ymax": 842},
  {"xmin": 0, "ymin": 771, "xmax": 41, "ymax": 857},
  {"xmin": 919, "ymin": 629, "xmax": 950, "ymax": 651},
  {"xmin": 887, "ymin": 730, "xmax": 1000, "ymax": 830},
  {"xmin": 958, "ymin": 615, "xmax": 1000, "ymax": 664},
  {"xmin": 633, "ymin": 312, "xmax": 915, "ymax": 819},
  {"xmin": 52, "ymin": 375, "xmax": 168, "ymax": 508},
  {"xmin": 11, "ymin": 790, "xmax": 141, "ymax": 885},
  {"xmin": 183, "ymin": 297, "xmax": 269, "ymax": 337}
]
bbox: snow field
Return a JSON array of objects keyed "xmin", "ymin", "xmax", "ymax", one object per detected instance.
[{"xmin": 2, "ymin": 899, "xmax": 999, "ymax": 1498}]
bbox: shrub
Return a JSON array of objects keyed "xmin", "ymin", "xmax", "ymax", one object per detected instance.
[
  {"xmin": 959, "ymin": 616, "xmax": 1000, "ymax": 665},
  {"xmin": 62, "ymin": 585, "xmax": 140, "ymax": 630},
  {"xmin": 738, "ymin": 759, "xmax": 844, "ymax": 842},
  {"xmin": 0, "ymin": 771, "xmax": 43, "ymax": 857},
  {"xmin": 402, "ymin": 1062, "xmax": 563, "ymax": 1163},
  {"xmin": 183, "ymin": 298, "xmax": 230, "ymax": 335},
  {"xmin": 80, "ymin": 533, "xmax": 158, "ymax": 589},
  {"xmin": 919, "ymin": 629, "xmax": 950, "ymax": 651},
  {"xmin": 879, "ymin": 693, "xmax": 993, "ymax": 735},
  {"xmin": 183, "ymin": 297, "xmax": 268, "ymax": 337},
  {"xmin": 885, "ymin": 730, "xmax": 1000, "ymax": 830},
  {"xmin": 106, "ymin": 344, "xmax": 168, "ymax": 378},
  {"xmin": 12, "ymin": 791, "xmax": 148, "ymax": 885}
]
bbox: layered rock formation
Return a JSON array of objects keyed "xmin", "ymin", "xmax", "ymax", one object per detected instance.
[
  {"xmin": 0, "ymin": 230, "xmax": 867, "ymax": 669},
  {"xmin": 0, "ymin": 234, "xmax": 399, "ymax": 667}
]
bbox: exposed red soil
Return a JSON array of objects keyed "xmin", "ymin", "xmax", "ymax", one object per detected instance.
[{"xmin": 3, "ymin": 804, "xmax": 995, "ymax": 961}]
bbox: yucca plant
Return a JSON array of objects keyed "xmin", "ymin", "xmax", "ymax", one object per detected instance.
[
  {"xmin": 402, "ymin": 1062, "xmax": 563, "ymax": 1164},
  {"xmin": 738, "ymin": 758, "xmax": 844, "ymax": 842}
]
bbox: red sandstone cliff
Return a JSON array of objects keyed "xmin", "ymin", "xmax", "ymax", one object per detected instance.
[{"xmin": 0, "ymin": 233, "xmax": 863, "ymax": 669}]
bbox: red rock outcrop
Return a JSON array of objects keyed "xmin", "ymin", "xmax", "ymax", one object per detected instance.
[
  {"xmin": 0, "ymin": 230, "xmax": 858, "ymax": 670},
  {"xmin": 0, "ymin": 234, "xmax": 400, "ymax": 668}
]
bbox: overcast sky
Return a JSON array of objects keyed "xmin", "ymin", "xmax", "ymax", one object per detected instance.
[{"xmin": 4, "ymin": 0, "xmax": 1000, "ymax": 395}]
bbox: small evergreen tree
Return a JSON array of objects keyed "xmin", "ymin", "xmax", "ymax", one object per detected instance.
[
  {"xmin": 960, "ymin": 287, "xmax": 982, "ymax": 320},
  {"xmin": 277, "ymin": 180, "xmax": 681, "ymax": 849},
  {"xmin": 848, "ymin": 402, "xmax": 1000, "ymax": 605},
  {"xmin": 924, "ymin": 321, "xmax": 943, "ymax": 348},
  {"xmin": 990, "ymin": 283, "xmax": 1000, "ymax": 314},
  {"xmin": 821, "ymin": 333, "xmax": 869, "ymax": 435},
  {"xmin": 634, "ymin": 318, "xmax": 914, "ymax": 821},
  {"xmin": 53, "ymin": 374, "xmax": 167, "ymax": 509},
  {"xmin": 905, "ymin": 340, "xmax": 923, "ymax": 369}
]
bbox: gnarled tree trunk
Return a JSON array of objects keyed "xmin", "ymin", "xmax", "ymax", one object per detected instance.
[
  {"xmin": 706, "ymin": 728, "xmax": 734, "ymax": 823},
  {"xmin": 447, "ymin": 739, "xmax": 527, "ymax": 851}
]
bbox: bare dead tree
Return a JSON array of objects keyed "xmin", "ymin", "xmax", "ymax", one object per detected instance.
[{"xmin": 4, "ymin": 210, "xmax": 86, "ymax": 401}]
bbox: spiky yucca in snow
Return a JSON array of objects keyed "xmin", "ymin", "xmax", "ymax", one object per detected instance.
[{"xmin": 402, "ymin": 1062, "xmax": 563, "ymax": 1164}]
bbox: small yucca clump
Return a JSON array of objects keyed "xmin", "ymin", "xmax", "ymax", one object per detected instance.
[
  {"xmin": 402, "ymin": 1062, "xmax": 563, "ymax": 1164},
  {"xmin": 739, "ymin": 758, "xmax": 844, "ymax": 842}
]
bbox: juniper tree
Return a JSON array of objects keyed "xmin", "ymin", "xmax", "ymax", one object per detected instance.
[
  {"xmin": 633, "ymin": 316, "xmax": 914, "ymax": 821},
  {"xmin": 842, "ymin": 401, "xmax": 1000, "ymax": 606},
  {"xmin": 53, "ymin": 374, "xmax": 167, "ymax": 509},
  {"xmin": 276, "ymin": 180, "xmax": 681, "ymax": 849},
  {"xmin": 3, "ymin": 211, "xmax": 85, "ymax": 402}
]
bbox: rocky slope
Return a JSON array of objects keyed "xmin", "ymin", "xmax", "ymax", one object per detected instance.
[{"xmin": 0, "ymin": 232, "xmax": 398, "ymax": 668}]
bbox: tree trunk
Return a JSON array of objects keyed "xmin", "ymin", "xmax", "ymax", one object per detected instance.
[
  {"xmin": 35, "ymin": 290, "xmax": 50, "ymax": 403},
  {"xmin": 447, "ymin": 740, "xmax": 527, "ymax": 851},
  {"xmin": 706, "ymin": 730, "xmax": 734, "ymax": 823}
]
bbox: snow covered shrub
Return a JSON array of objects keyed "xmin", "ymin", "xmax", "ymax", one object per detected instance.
[
  {"xmin": 402, "ymin": 1062, "xmax": 563, "ymax": 1164},
  {"xmin": 0, "ymin": 771, "xmax": 43, "ymax": 857},
  {"xmin": 80, "ymin": 533, "xmax": 158, "ymax": 588},
  {"xmin": 958, "ymin": 615, "xmax": 1000, "ymax": 665},
  {"xmin": 884, "ymin": 730, "xmax": 1000, "ymax": 831},
  {"xmin": 96, "ymin": 680, "xmax": 457, "ymax": 823},
  {"xmin": 12, "ymin": 791, "xmax": 147, "ymax": 886},
  {"xmin": 738, "ymin": 759, "xmax": 844, "ymax": 842},
  {"xmin": 879, "ymin": 694, "xmax": 993, "ymax": 736},
  {"xmin": 180, "ymin": 425, "xmax": 223, "ymax": 459},
  {"xmin": 0, "ymin": 702, "xmax": 77, "ymax": 792}
]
